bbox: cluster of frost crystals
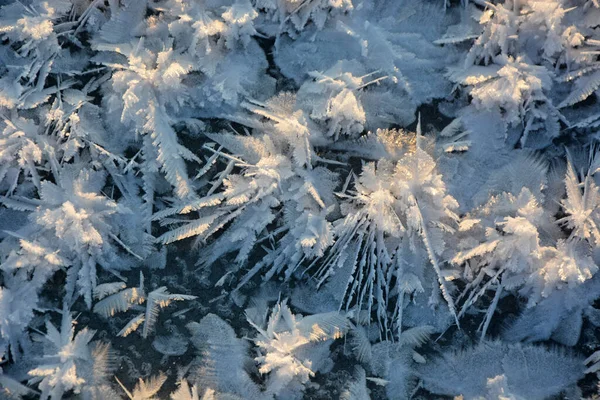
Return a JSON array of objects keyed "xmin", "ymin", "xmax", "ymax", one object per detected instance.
[
  {"xmin": 248, "ymin": 300, "xmax": 348, "ymax": 398},
  {"xmin": 0, "ymin": 281, "xmax": 38, "ymax": 361},
  {"xmin": 155, "ymin": 91, "xmax": 340, "ymax": 288},
  {"xmin": 27, "ymin": 310, "xmax": 114, "ymax": 400},
  {"xmin": 2, "ymin": 167, "xmax": 150, "ymax": 308},
  {"xmin": 0, "ymin": 0, "xmax": 71, "ymax": 108},
  {"xmin": 296, "ymin": 61, "xmax": 369, "ymax": 140},
  {"xmin": 467, "ymin": 55, "xmax": 561, "ymax": 145},
  {"xmin": 221, "ymin": 0, "xmax": 259, "ymax": 48},
  {"xmin": 453, "ymin": 154, "xmax": 600, "ymax": 340},
  {"xmin": 453, "ymin": 188, "xmax": 551, "ymax": 320},
  {"xmin": 418, "ymin": 341, "xmax": 584, "ymax": 400},
  {"xmin": 274, "ymin": 0, "xmax": 456, "ymax": 129},
  {"xmin": 310, "ymin": 133, "xmax": 461, "ymax": 337},
  {"xmin": 254, "ymin": 0, "xmax": 354, "ymax": 36},
  {"xmin": 444, "ymin": 0, "xmax": 600, "ymax": 146},
  {"xmin": 1, "ymin": 0, "xmax": 600, "ymax": 399}
]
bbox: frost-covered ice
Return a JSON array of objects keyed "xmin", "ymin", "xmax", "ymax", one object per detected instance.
[{"xmin": 0, "ymin": 0, "xmax": 599, "ymax": 399}]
